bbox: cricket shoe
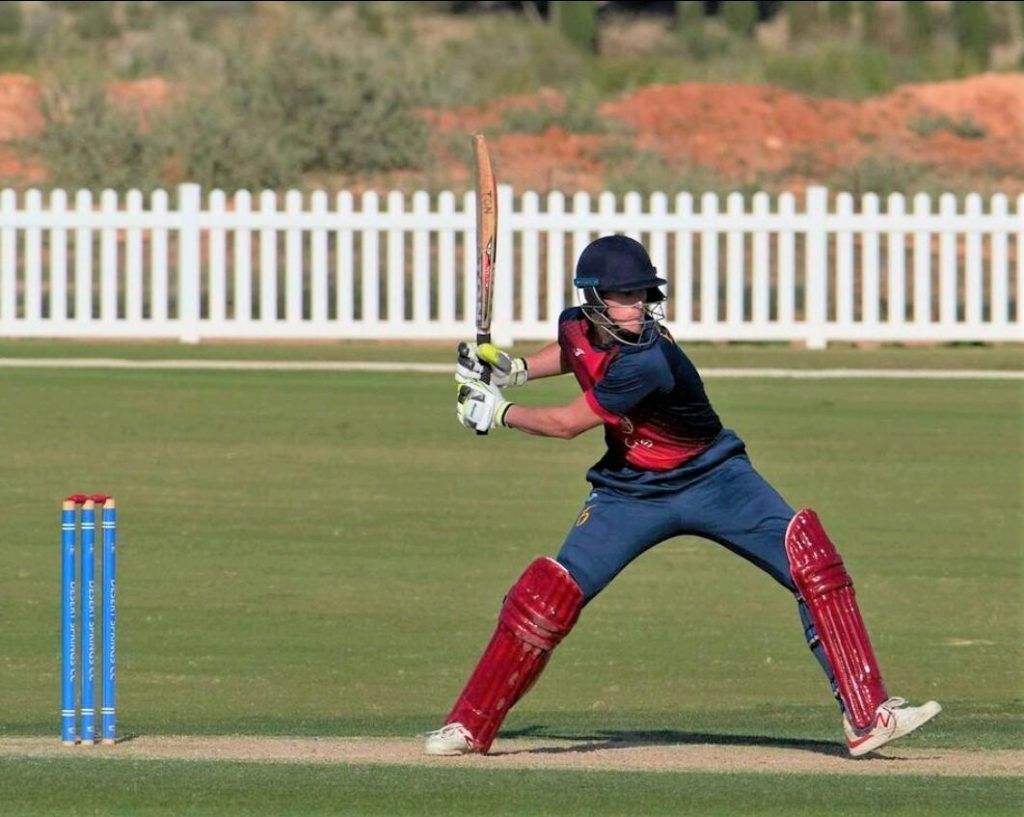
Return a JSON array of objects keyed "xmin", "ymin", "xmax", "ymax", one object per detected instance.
[
  {"xmin": 844, "ymin": 697, "xmax": 942, "ymax": 757},
  {"xmin": 423, "ymin": 723, "xmax": 475, "ymax": 756}
]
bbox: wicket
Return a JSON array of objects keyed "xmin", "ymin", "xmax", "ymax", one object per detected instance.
[{"xmin": 60, "ymin": 493, "xmax": 117, "ymax": 746}]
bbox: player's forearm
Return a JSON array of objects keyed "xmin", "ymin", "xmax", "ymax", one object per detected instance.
[
  {"xmin": 523, "ymin": 342, "xmax": 569, "ymax": 380},
  {"xmin": 504, "ymin": 402, "xmax": 599, "ymax": 439}
]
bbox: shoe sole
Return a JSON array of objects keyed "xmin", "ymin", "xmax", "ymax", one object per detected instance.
[{"xmin": 848, "ymin": 701, "xmax": 942, "ymax": 757}]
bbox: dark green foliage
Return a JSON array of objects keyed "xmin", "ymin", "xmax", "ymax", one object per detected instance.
[
  {"xmin": 904, "ymin": 0, "xmax": 933, "ymax": 47},
  {"xmin": 674, "ymin": 0, "xmax": 705, "ymax": 29},
  {"xmin": 553, "ymin": 0, "xmax": 598, "ymax": 52},
  {"xmin": 29, "ymin": 80, "xmax": 164, "ymax": 190},
  {"xmin": 74, "ymin": 1, "xmax": 121, "ymax": 40},
  {"xmin": 787, "ymin": 0, "xmax": 821, "ymax": 40},
  {"xmin": 721, "ymin": 0, "xmax": 759, "ymax": 35},
  {"xmin": 908, "ymin": 114, "xmax": 987, "ymax": 139},
  {"xmin": 828, "ymin": 0, "xmax": 853, "ymax": 28},
  {"xmin": 30, "ymin": 20, "xmax": 429, "ymax": 192},
  {"xmin": 0, "ymin": 0, "xmax": 21, "ymax": 35},
  {"xmin": 859, "ymin": 0, "xmax": 881, "ymax": 41},
  {"xmin": 952, "ymin": 0, "xmax": 992, "ymax": 69},
  {"xmin": 500, "ymin": 88, "xmax": 612, "ymax": 135}
]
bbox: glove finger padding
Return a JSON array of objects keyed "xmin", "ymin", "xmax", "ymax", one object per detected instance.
[
  {"xmin": 456, "ymin": 380, "xmax": 512, "ymax": 432},
  {"xmin": 455, "ymin": 342, "xmax": 528, "ymax": 388}
]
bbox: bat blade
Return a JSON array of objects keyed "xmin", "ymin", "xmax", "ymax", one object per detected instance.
[
  {"xmin": 473, "ymin": 133, "xmax": 498, "ymax": 436},
  {"xmin": 474, "ymin": 133, "xmax": 497, "ymax": 349}
]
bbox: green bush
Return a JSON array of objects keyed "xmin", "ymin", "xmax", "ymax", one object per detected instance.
[
  {"xmin": 721, "ymin": 1, "xmax": 759, "ymax": 36},
  {"xmin": 0, "ymin": 1, "xmax": 21, "ymax": 35},
  {"xmin": 29, "ymin": 78, "xmax": 164, "ymax": 190},
  {"xmin": 908, "ymin": 114, "xmax": 987, "ymax": 139},
  {"xmin": 74, "ymin": 2, "xmax": 121, "ymax": 40},
  {"xmin": 426, "ymin": 15, "xmax": 586, "ymax": 106},
  {"xmin": 159, "ymin": 25, "xmax": 429, "ymax": 189},
  {"xmin": 952, "ymin": 0, "xmax": 992, "ymax": 69},
  {"xmin": 904, "ymin": 0, "xmax": 934, "ymax": 48},
  {"xmin": 828, "ymin": 1, "xmax": 854, "ymax": 29},
  {"xmin": 598, "ymin": 143, "xmax": 731, "ymax": 197},
  {"xmin": 765, "ymin": 42, "xmax": 895, "ymax": 98},
  {"xmin": 828, "ymin": 156, "xmax": 932, "ymax": 197},
  {"xmin": 500, "ymin": 87, "xmax": 613, "ymax": 134},
  {"xmin": 553, "ymin": 0, "xmax": 597, "ymax": 52}
]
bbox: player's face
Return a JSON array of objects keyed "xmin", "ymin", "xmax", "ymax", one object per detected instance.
[{"xmin": 602, "ymin": 289, "xmax": 646, "ymax": 334}]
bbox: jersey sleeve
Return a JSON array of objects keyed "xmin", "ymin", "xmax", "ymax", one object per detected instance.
[{"xmin": 589, "ymin": 348, "xmax": 673, "ymax": 422}]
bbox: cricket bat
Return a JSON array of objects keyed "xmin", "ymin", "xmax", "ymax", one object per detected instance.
[{"xmin": 473, "ymin": 133, "xmax": 498, "ymax": 435}]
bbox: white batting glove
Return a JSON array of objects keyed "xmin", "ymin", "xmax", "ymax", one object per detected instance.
[
  {"xmin": 456, "ymin": 379, "xmax": 513, "ymax": 432},
  {"xmin": 455, "ymin": 342, "xmax": 528, "ymax": 388}
]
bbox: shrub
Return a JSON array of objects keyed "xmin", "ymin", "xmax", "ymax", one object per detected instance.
[
  {"xmin": 0, "ymin": 1, "xmax": 21, "ymax": 36},
  {"xmin": 554, "ymin": 0, "xmax": 597, "ymax": 53},
  {"xmin": 903, "ymin": 0, "xmax": 934, "ymax": 48},
  {"xmin": 908, "ymin": 114, "xmax": 987, "ymax": 139},
  {"xmin": 29, "ymin": 77, "xmax": 164, "ymax": 190},
  {"xmin": 952, "ymin": 0, "xmax": 992, "ymax": 69},
  {"xmin": 158, "ymin": 22, "xmax": 429, "ymax": 189},
  {"xmin": 721, "ymin": 1, "xmax": 759, "ymax": 36},
  {"xmin": 500, "ymin": 87, "xmax": 613, "ymax": 134}
]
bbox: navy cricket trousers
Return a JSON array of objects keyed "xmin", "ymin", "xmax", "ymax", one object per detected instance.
[{"xmin": 555, "ymin": 430, "xmax": 840, "ymax": 703}]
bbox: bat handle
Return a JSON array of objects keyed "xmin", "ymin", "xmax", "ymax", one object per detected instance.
[{"xmin": 476, "ymin": 332, "xmax": 491, "ymax": 436}]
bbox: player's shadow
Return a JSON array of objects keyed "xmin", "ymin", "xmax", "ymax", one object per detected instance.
[{"xmin": 495, "ymin": 727, "xmax": 849, "ymax": 758}]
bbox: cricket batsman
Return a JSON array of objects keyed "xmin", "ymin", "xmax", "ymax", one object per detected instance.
[{"xmin": 426, "ymin": 234, "xmax": 941, "ymax": 757}]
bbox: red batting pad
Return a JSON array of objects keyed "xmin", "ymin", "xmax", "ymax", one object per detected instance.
[
  {"xmin": 785, "ymin": 509, "xmax": 888, "ymax": 730},
  {"xmin": 445, "ymin": 557, "xmax": 583, "ymax": 752}
]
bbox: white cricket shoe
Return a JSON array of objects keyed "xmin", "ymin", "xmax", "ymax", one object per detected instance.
[
  {"xmin": 844, "ymin": 697, "xmax": 942, "ymax": 757},
  {"xmin": 423, "ymin": 723, "xmax": 475, "ymax": 756}
]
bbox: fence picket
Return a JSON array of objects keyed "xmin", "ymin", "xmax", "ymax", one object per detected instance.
[
  {"xmin": 546, "ymin": 192, "xmax": 566, "ymax": 321},
  {"xmin": 913, "ymin": 193, "xmax": 932, "ymax": 324},
  {"xmin": 886, "ymin": 193, "xmax": 906, "ymax": 324},
  {"xmin": 311, "ymin": 191, "xmax": 328, "ymax": 323},
  {"xmin": 861, "ymin": 194, "xmax": 880, "ymax": 324},
  {"xmin": 286, "ymin": 190, "xmax": 304, "ymax": 322},
  {"xmin": 49, "ymin": 189, "xmax": 68, "ymax": 322},
  {"xmin": 990, "ymin": 194, "xmax": 1008, "ymax": 326},
  {"xmin": 25, "ymin": 189, "xmax": 42, "ymax": 321},
  {"xmin": 126, "ymin": 190, "xmax": 144, "ymax": 323},
  {"xmin": 208, "ymin": 189, "xmax": 227, "ymax": 323},
  {"xmin": 521, "ymin": 191, "xmax": 540, "ymax": 325},
  {"xmin": 700, "ymin": 192, "xmax": 719, "ymax": 324},
  {"xmin": 233, "ymin": 191, "xmax": 252, "ymax": 322},
  {"xmin": 74, "ymin": 190, "xmax": 93, "ymax": 322},
  {"xmin": 939, "ymin": 194, "xmax": 957, "ymax": 323},
  {"xmin": 965, "ymin": 194, "xmax": 983, "ymax": 324},
  {"xmin": 412, "ymin": 191, "xmax": 430, "ymax": 324},
  {"xmin": 437, "ymin": 191, "xmax": 455, "ymax": 325},
  {"xmin": 674, "ymin": 193, "xmax": 694, "ymax": 325},
  {"xmin": 151, "ymin": 189, "xmax": 168, "ymax": 322},
  {"xmin": 260, "ymin": 190, "xmax": 278, "ymax": 323}
]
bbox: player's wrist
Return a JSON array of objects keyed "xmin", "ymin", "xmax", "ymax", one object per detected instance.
[{"xmin": 497, "ymin": 401, "xmax": 515, "ymax": 428}]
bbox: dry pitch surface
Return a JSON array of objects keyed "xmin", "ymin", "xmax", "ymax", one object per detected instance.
[{"xmin": 2, "ymin": 737, "xmax": 1020, "ymax": 778}]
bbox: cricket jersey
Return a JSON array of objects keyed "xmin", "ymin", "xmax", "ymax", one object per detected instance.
[{"xmin": 557, "ymin": 306, "xmax": 736, "ymax": 493}]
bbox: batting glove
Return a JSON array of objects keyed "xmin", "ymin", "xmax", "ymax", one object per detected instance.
[
  {"xmin": 456, "ymin": 342, "xmax": 528, "ymax": 388},
  {"xmin": 456, "ymin": 379, "xmax": 513, "ymax": 432}
]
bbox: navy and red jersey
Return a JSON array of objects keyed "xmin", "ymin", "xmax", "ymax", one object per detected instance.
[{"xmin": 557, "ymin": 307, "xmax": 735, "ymax": 492}]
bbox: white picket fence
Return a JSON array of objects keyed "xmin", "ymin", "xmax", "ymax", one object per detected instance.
[{"xmin": 0, "ymin": 184, "xmax": 1020, "ymax": 347}]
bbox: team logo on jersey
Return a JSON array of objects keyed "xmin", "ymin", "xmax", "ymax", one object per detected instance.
[
  {"xmin": 575, "ymin": 506, "xmax": 592, "ymax": 527},
  {"xmin": 573, "ymin": 348, "xmax": 585, "ymax": 357},
  {"xmin": 620, "ymin": 417, "xmax": 634, "ymax": 434}
]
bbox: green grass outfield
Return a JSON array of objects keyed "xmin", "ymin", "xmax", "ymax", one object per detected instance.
[{"xmin": 1, "ymin": 343, "xmax": 1021, "ymax": 815}]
